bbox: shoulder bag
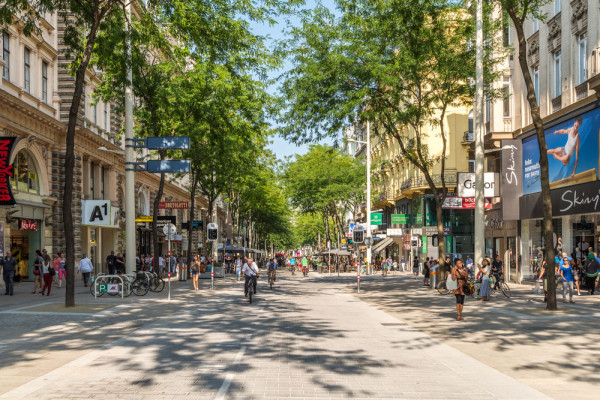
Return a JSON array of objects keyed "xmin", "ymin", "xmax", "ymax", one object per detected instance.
[{"xmin": 446, "ymin": 271, "xmax": 458, "ymax": 290}]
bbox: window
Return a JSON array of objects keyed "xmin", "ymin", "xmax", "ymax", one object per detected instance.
[
  {"xmin": 93, "ymin": 103, "xmax": 97, "ymax": 125},
  {"xmin": 469, "ymin": 160, "xmax": 475, "ymax": 173},
  {"xmin": 2, "ymin": 32, "xmax": 9, "ymax": 80},
  {"xmin": 90, "ymin": 161, "xmax": 95, "ymax": 198},
  {"xmin": 533, "ymin": 66, "xmax": 540, "ymax": 104},
  {"xmin": 104, "ymin": 104, "xmax": 108, "ymax": 131},
  {"xmin": 10, "ymin": 151, "xmax": 40, "ymax": 195},
  {"xmin": 100, "ymin": 166, "xmax": 105, "ymax": 199},
  {"xmin": 503, "ymin": 76, "xmax": 511, "ymax": 117},
  {"xmin": 554, "ymin": 0, "xmax": 561, "ymax": 15},
  {"xmin": 23, "ymin": 47, "xmax": 30, "ymax": 93},
  {"xmin": 485, "ymin": 96, "xmax": 490, "ymax": 123},
  {"xmin": 554, "ymin": 50, "xmax": 562, "ymax": 97},
  {"xmin": 532, "ymin": 17, "xmax": 539, "ymax": 34},
  {"xmin": 41, "ymin": 61, "xmax": 48, "ymax": 103},
  {"xmin": 578, "ymin": 33, "xmax": 587, "ymax": 85}
]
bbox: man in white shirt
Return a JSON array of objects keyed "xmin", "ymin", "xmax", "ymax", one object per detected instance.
[
  {"xmin": 242, "ymin": 257, "xmax": 259, "ymax": 297},
  {"xmin": 77, "ymin": 254, "xmax": 94, "ymax": 287},
  {"xmin": 158, "ymin": 255, "xmax": 165, "ymax": 277}
]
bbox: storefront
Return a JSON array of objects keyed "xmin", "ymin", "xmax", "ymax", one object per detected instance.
[
  {"xmin": 519, "ymin": 103, "xmax": 600, "ymax": 280},
  {"xmin": 484, "ymin": 208, "xmax": 519, "ymax": 282},
  {"xmin": 81, "ymin": 199, "xmax": 119, "ymax": 273}
]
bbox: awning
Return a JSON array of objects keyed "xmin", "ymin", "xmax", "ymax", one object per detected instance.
[{"xmin": 372, "ymin": 237, "xmax": 394, "ymax": 254}]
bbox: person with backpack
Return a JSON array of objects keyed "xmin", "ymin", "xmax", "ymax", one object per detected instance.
[
  {"xmin": 106, "ymin": 251, "xmax": 117, "ymax": 275},
  {"xmin": 31, "ymin": 249, "xmax": 44, "ymax": 294},
  {"xmin": 412, "ymin": 256, "xmax": 419, "ymax": 280},
  {"xmin": 423, "ymin": 257, "xmax": 430, "ymax": 286},
  {"xmin": 1, "ymin": 250, "xmax": 17, "ymax": 296},
  {"xmin": 585, "ymin": 253, "xmax": 599, "ymax": 295}
]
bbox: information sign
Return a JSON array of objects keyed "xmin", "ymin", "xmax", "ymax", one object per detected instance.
[{"xmin": 371, "ymin": 213, "xmax": 383, "ymax": 225}]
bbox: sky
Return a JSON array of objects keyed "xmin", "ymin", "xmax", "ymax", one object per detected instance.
[{"xmin": 251, "ymin": 0, "xmax": 337, "ymax": 161}]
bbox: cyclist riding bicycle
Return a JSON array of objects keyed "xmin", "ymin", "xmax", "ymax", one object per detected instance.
[
  {"xmin": 301, "ymin": 257, "xmax": 309, "ymax": 275},
  {"xmin": 242, "ymin": 257, "xmax": 259, "ymax": 297},
  {"xmin": 267, "ymin": 258, "xmax": 277, "ymax": 282},
  {"xmin": 491, "ymin": 255, "xmax": 503, "ymax": 289}
]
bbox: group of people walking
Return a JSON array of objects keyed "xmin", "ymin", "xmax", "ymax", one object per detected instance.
[{"xmin": 0, "ymin": 249, "xmax": 68, "ymax": 296}]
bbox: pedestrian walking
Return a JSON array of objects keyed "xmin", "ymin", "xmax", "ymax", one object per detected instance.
[
  {"xmin": 31, "ymin": 249, "xmax": 44, "ymax": 294},
  {"xmin": 106, "ymin": 251, "xmax": 117, "ymax": 275},
  {"xmin": 57, "ymin": 252, "xmax": 66, "ymax": 288},
  {"xmin": 423, "ymin": 257, "xmax": 430, "ymax": 286},
  {"xmin": 477, "ymin": 258, "xmax": 491, "ymax": 301},
  {"xmin": 412, "ymin": 256, "xmax": 419, "ymax": 279},
  {"xmin": 401, "ymin": 257, "xmax": 406, "ymax": 272},
  {"xmin": 560, "ymin": 256, "xmax": 575, "ymax": 303},
  {"xmin": 41, "ymin": 253, "xmax": 54, "ymax": 296},
  {"xmin": 77, "ymin": 254, "xmax": 94, "ymax": 287},
  {"xmin": 451, "ymin": 259, "xmax": 468, "ymax": 321},
  {"xmin": 584, "ymin": 253, "xmax": 599, "ymax": 295},
  {"xmin": 191, "ymin": 255, "xmax": 200, "ymax": 291},
  {"xmin": 573, "ymin": 259, "xmax": 582, "ymax": 295},
  {"xmin": 1, "ymin": 250, "xmax": 17, "ymax": 296},
  {"xmin": 466, "ymin": 255, "xmax": 474, "ymax": 279},
  {"xmin": 235, "ymin": 256, "xmax": 242, "ymax": 281}
]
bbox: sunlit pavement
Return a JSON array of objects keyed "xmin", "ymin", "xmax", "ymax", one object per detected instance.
[{"xmin": 0, "ymin": 271, "xmax": 579, "ymax": 399}]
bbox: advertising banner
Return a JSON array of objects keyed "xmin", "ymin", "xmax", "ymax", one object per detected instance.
[
  {"xmin": 520, "ymin": 180, "xmax": 600, "ymax": 218},
  {"xmin": 0, "ymin": 137, "xmax": 17, "ymax": 206},
  {"xmin": 522, "ymin": 107, "xmax": 600, "ymax": 195},
  {"xmin": 501, "ymin": 140, "xmax": 523, "ymax": 220},
  {"xmin": 442, "ymin": 197, "xmax": 492, "ymax": 209}
]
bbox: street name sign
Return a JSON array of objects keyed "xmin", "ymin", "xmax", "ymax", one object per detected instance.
[
  {"xmin": 146, "ymin": 160, "xmax": 190, "ymax": 173},
  {"xmin": 146, "ymin": 136, "xmax": 190, "ymax": 150}
]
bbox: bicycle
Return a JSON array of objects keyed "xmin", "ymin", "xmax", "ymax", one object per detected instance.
[
  {"xmin": 437, "ymin": 280, "xmax": 450, "ymax": 295},
  {"xmin": 491, "ymin": 274, "xmax": 511, "ymax": 298},
  {"xmin": 246, "ymin": 275, "xmax": 257, "ymax": 303},
  {"xmin": 268, "ymin": 270, "xmax": 275, "ymax": 290}
]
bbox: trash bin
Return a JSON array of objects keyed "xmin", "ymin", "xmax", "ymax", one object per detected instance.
[{"xmin": 178, "ymin": 265, "xmax": 186, "ymax": 281}]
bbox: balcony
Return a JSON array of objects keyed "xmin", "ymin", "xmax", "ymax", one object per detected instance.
[
  {"xmin": 462, "ymin": 131, "xmax": 473, "ymax": 143},
  {"xmin": 575, "ymin": 81, "xmax": 588, "ymax": 101},
  {"xmin": 551, "ymin": 95, "xmax": 562, "ymax": 113}
]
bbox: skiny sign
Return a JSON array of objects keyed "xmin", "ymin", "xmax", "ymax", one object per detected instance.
[{"xmin": 0, "ymin": 137, "xmax": 17, "ymax": 206}]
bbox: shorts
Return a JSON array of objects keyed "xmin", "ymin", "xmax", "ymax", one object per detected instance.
[
  {"xmin": 455, "ymin": 294, "xmax": 465, "ymax": 305},
  {"xmin": 191, "ymin": 270, "xmax": 199, "ymax": 275}
]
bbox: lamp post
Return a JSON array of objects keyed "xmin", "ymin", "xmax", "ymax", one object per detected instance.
[
  {"xmin": 346, "ymin": 120, "xmax": 372, "ymax": 275},
  {"xmin": 474, "ymin": 0, "xmax": 485, "ymax": 266}
]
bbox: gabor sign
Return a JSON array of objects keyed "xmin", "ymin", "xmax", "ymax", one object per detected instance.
[{"xmin": 457, "ymin": 172, "xmax": 499, "ymax": 198}]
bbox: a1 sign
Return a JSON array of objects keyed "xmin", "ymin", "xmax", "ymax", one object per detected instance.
[{"xmin": 107, "ymin": 284, "xmax": 119, "ymax": 294}]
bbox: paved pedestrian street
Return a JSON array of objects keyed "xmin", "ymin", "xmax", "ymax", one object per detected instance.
[{"xmin": 0, "ymin": 272, "xmax": 597, "ymax": 399}]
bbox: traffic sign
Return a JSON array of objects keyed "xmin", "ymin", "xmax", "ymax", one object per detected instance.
[
  {"xmin": 99, "ymin": 284, "xmax": 108, "ymax": 293},
  {"xmin": 163, "ymin": 223, "xmax": 177, "ymax": 237},
  {"xmin": 207, "ymin": 223, "xmax": 218, "ymax": 241},
  {"xmin": 108, "ymin": 284, "xmax": 119, "ymax": 293}
]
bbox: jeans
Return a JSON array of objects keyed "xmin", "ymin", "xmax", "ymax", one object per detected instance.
[
  {"xmin": 562, "ymin": 280, "xmax": 574, "ymax": 301},
  {"xmin": 82, "ymin": 272, "xmax": 91, "ymax": 286},
  {"xmin": 236, "ymin": 266, "xmax": 241, "ymax": 280},
  {"xmin": 3, "ymin": 270, "xmax": 14, "ymax": 295},
  {"xmin": 244, "ymin": 275, "xmax": 257, "ymax": 295},
  {"xmin": 42, "ymin": 273, "xmax": 53, "ymax": 295}
]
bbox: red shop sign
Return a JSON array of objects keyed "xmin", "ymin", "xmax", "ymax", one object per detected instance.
[
  {"xmin": 19, "ymin": 219, "xmax": 38, "ymax": 231},
  {"xmin": 0, "ymin": 137, "xmax": 16, "ymax": 206}
]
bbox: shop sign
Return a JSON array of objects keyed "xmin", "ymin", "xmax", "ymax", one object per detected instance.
[
  {"xmin": 387, "ymin": 228, "xmax": 403, "ymax": 237},
  {"xmin": 391, "ymin": 214, "xmax": 409, "ymax": 224},
  {"xmin": 423, "ymin": 225, "xmax": 451, "ymax": 236},
  {"xmin": 156, "ymin": 215, "xmax": 176, "ymax": 227},
  {"xmin": 523, "ymin": 106, "xmax": 600, "ymax": 196},
  {"xmin": 442, "ymin": 197, "xmax": 492, "ymax": 209},
  {"xmin": 158, "ymin": 201, "xmax": 188, "ymax": 209},
  {"xmin": 422, "ymin": 237, "xmax": 427, "ymax": 254},
  {"xmin": 411, "ymin": 228, "xmax": 422, "ymax": 235},
  {"xmin": 107, "ymin": 284, "xmax": 119, "ymax": 294},
  {"xmin": 0, "ymin": 137, "xmax": 17, "ymax": 206},
  {"xmin": 414, "ymin": 214, "xmax": 423, "ymax": 224},
  {"xmin": 135, "ymin": 216, "xmax": 153, "ymax": 222},
  {"xmin": 457, "ymin": 172, "xmax": 499, "ymax": 198},
  {"xmin": 371, "ymin": 213, "xmax": 383, "ymax": 225},
  {"xmin": 501, "ymin": 140, "xmax": 522, "ymax": 220},
  {"xmin": 520, "ymin": 180, "xmax": 600, "ymax": 219},
  {"xmin": 19, "ymin": 219, "xmax": 38, "ymax": 231},
  {"xmin": 82, "ymin": 200, "xmax": 119, "ymax": 227}
]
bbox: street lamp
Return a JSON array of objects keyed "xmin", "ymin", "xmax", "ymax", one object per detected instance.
[
  {"xmin": 97, "ymin": 145, "xmax": 134, "ymax": 274},
  {"xmin": 346, "ymin": 120, "xmax": 372, "ymax": 275}
]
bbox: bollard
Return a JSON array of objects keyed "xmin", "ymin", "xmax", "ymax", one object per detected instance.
[
  {"xmin": 357, "ymin": 271, "xmax": 360, "ymax": 293},
  {"xmin": 431, "ymin": 270, "xmax": 438, "ymax": 290},
  {"xmin": 211, "ymin": 270, "xmax": 214, "ymax": 290},
  {"xmin": 168, "ymin": 271, "xmax": 171, "ymax": 301},
  {"xmin": 178, "ymin": 265, "xmax": 186, "ymax": 282}
]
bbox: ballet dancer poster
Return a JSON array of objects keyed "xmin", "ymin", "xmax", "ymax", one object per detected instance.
[{"xmin": 522, "ymin": 107, "xmax": 600, "ymax": 195}]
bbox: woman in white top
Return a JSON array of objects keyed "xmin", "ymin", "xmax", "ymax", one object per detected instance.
[
  {"xmin": 41, "ymin": 254, "xmax": 53, "ymax": 296},
  {"xmin": 547, "ymin": 116, "xmax": 581, "ymax": 178}
]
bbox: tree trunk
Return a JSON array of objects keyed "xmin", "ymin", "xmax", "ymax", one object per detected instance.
[
  {"xmin": 64, "ymin": 19, "xmax": 102, "ymax": 308},
  {"xmin": 434, "ymin": 196, "xmax": 447, "ymax": 277},
  {"xmin": 187, "ymin": 170, "xmax": 199, "ymax": 274},
  {"xmin": 152, "ymin": 169, "xmax": 166, "ymax": 272},
  {"xmin": 205, "ymin": 198, "xmax": 214, "ymax": 257},
  {"xmin": 507, "ymin": 9, "xmax": 557, "ymax": 310}
]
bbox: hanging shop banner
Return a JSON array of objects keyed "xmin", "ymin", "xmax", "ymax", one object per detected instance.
[
  {"xmin": 0, "ymin": 137, "xmax": 17, "ymax": 206},
  {"xmin": 520, "ymin": 180, "xmax": 600, "ymax": 219},
  {"xmin": 457, "ymin": 172, "xmax": 499, "ymax": 198},
  {"xmin": 522, "ymin": 106, "xmax": 600, "ymax": 196},
  {"xmin": 442, "ymin": 197, "xmax": 492, "ymax": 209},
  {"xmin": 371, "ymin": 213, "xmax": 383, "ymax": 225},
  {"xmin": 158, "ymin": 201, "xmax": 189, "ymax": 209},
  {"xmin": 501, "ymin": 140, "xmax": 523, "ymax": 220}
]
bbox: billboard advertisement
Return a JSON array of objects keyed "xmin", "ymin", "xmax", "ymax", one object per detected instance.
[{"xmin": 523, "ymin": 107, "xmax": 600, "ymax": 195}]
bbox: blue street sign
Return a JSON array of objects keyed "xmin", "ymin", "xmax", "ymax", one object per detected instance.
[
  {"xmin": 146, "ymin": 160, "xmax": 190, "ymax": 173},
  {"xmin": 146, "ymin": 136, "xmax": 190, "ymax": 150}
]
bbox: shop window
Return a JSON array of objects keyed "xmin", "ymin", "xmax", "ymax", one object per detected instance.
[{"xmin": 10, "ymin": 151, "xmax": 40, "ymax": 195}]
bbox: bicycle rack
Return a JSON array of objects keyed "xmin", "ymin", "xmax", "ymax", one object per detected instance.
[{"xmin": 94, "ymin": 274, "xmax": 125, "ymax": 299}]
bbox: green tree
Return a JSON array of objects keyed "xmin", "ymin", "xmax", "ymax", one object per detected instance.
[
  {"xmin": 283, "ymin": 145, "xmax": 365, "ymax": 247},
  {"xmin": 279, "ymin": 0, "xmax": 503, "ymax": 272},
  {"xmin": 496, "ymin": 0, "xmax": 556, "ymax": 309}
]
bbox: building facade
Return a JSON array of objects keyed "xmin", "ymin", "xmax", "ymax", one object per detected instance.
[{"xmin": 0, "ymin": 9, "xmax": 226, "ymax": 283}]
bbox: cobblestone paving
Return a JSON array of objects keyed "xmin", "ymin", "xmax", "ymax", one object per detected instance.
[{"xmin": 0, "ymin": 273, "xmax": 549, "ymax": 399}]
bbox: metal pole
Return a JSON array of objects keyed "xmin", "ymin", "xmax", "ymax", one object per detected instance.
[
  {"xmin": 366, "ymin": 121, "xmax": 372, "ymax": 276},
  {"xmin": 124, "ymin": 2, "xmax": 135, "ymax": 275},
  {"xmin": 168, "ymin": 237, "xmax": 171, "ymax": 301},
  {"xmin": 474, "ymin": 0, "xmax": 485, "ymax": 266},
  {"xmin": 356, "ymin": 243, "xmax": 360, "ymax": 293}
]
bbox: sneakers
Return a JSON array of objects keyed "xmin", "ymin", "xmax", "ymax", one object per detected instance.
[{"xmin": 569, "ymin": 300, "xmax": 575, "ymax": 303}]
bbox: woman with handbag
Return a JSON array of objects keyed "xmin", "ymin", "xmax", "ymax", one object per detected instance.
[
  {"xmin": 450, "ymin": 259, "xmax": 468, "ymax": 321},
  {"xmin": 41, "ymin": 254, "xmax": 54, "ymax": 296},
  {"xmin": 478, "ymin": 258, "xmax": 491, "ymax": 301},
  {"xmin": 31, "ymin": 250, "xmax": 43, "ymax": 294},
  {"xmin": 191, "ymin": 255, "xmax": 200, "ymax": 291}
]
